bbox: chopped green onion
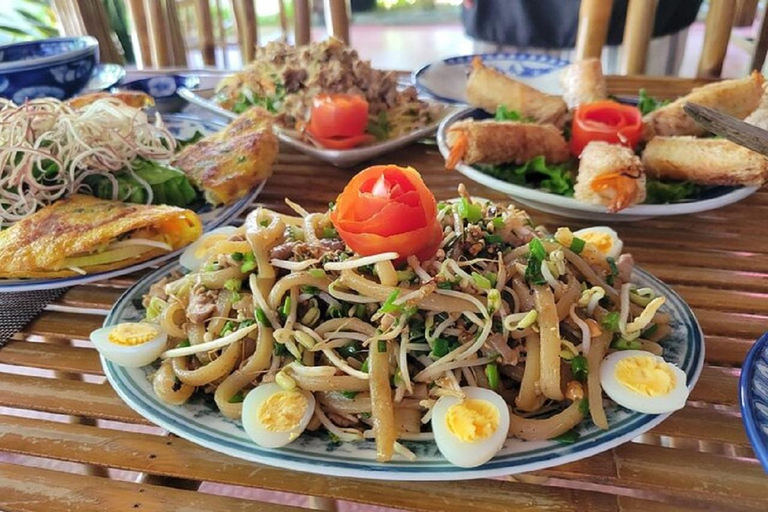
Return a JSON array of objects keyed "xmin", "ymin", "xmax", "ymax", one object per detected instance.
[
  {"xmin": 240, "ymin": 252, "xmax": 257, "ymax": 273},
  {"xmin": 642, "ymin": 324, "xmax": 658, "ymax": 338},
  {"xmin": 328, "ymin": 306, "xmax": 344, "ymax": 318},
  {"xmin": 340, "ymin": 391, "xmax": 358, "ymax": 399},
  {"xmin": 484, "ymin": 234, "xmax": 504, "ymax": 245},
  {"xmin": 606, "ymin": 256, "xmax": 618, "ymax": 277},
  {"xmin": 322, "ymin": 226, "xmax": 338, "ymax": 239},
  {"xmin": 378, "ymin": 340, "xmax": 387, "ymax": 353},
  {"xmin": 529, "ymin": 238, "xmax": 547, "ymax": 260},
  {"xmin": 579, "ymin": 398, "xmax": 590, "ymax": 416},
  {"xmin": 228, "ymin": 391, "xmax": 245, "ymax": 403},
  {"xmin": 485, "ymin": 363, "xmax": 499, "ymax": 390},
  {"xmin": 240, "ymin": 319, "xmax": 256, "ymax": 328},
  {"xmin": 554, "ymin": 429, "xmax": 580, "ymax": 444},
  {"xmin": 601, "ymin": 312, "xmax": 620, "ymax": 332},
  {"xmin": 471, "ymin": 272, "xmax": 492, "ymax": 290},
  {"xmin": 570, "ymin": 237, "xmax": 586, "ymax": 254},
  {"xmin": 273, "ymin": 342, "xmax": 289, "ymax": 356},
  {"xmin": 145, "ymin": 296, "xmax": 167, "ymax": 321},
  {"xmin": 570, "ymin": 355, "xmax": 588, "ymax": 381},
  {"xmin": 611, "ymin": 337, "xmax": 643, "ymax": 350},
  {"xmin": 231, "ymin": 252, "xmax": 244, "ymax": 262},
  {"xmin": 280, "ymin": 296, "xmax": 291, "ymax": 318},
  {"xmin": 437, "ymin": 281, "xmax": 454, "ymax": 290},
  {"xmin": 220, "ymin": 320, "xmax": 236, "ymax": 336},
  {"xmin": 437, "ymin": 202, "xmax": 448, "ymax": 211},
  {"xmin": 396, "ymin": 269, "xmax": 416, "ymax": 282},
  {"xmin": 457, "ymin": 197, "xmax": 483, "ymax": 223},
  {"xmin": 176, "ymin": 339, "xmax": 191, "ymax": 348},
  {"xmin": 255, "ymin": 307, "xmax": 270, "ymax": 327},
  {"xmin": 430, "ymin": 337, "xmax": 459, "ymax": 359},
  {"xmin": 300, "ymin": 285, "xmax": 319, "ymax": 295},
  {"xmin": 379, "ymin": 289, "xmax": 402, "ymax": 314},
  {"xmin": 360, "ymin": 359, "xmax": 369, "ymax": 373},
  {"xmin": 486, "ymin": 288, "xmax": 501, "ymax": 314},
  {"xmin": 492, "ymin": 217, "xmax": 505, "ymax": 228},
  {"xmin": 224, "ymin": 278, "xmax": 242, "ymax": 294},
  {"xmin": 338, "ymin": 342, "xmax": 361, "ymax": 357},
  {"xmin": 308, "ymin": 268, "xmax": 326, "ymax": 278},
  {"xmin": 516, "ymin": 310, "xmax": 538, "ymax": 329}
]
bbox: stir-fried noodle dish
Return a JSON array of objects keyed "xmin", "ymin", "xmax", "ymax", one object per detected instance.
[{"xmin": 122, "ymin": 166, "xmax": 684, "ymax": 467}]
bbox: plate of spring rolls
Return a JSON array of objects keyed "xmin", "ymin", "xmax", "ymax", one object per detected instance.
[{"xmin": 436, "ymin": 58, "xmax": 766, "ymax": 221}]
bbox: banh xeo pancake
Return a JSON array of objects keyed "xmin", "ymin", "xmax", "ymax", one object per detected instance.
[
  {"xmin": 172, "ymin": 106, "xmax": 278, "ymax": 205},
  {"xmin": 0, "ymin": 195, "xmax": 202, "ymax": 278}
]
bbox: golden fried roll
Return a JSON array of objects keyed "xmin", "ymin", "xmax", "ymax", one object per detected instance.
[
  {"xmin": 642, "ymin": 71, "xmax": 764, "ymax": 141},
  {"xmin": 560, "ymin": 58, "xmax": 606, "ymax": 109},
  {"xmin": 67, "ymin": 91, "xmax": 155, "ymax": 110},
  {"xmin": 173, "ymin": 106, "xmax": 278, "ymax": 205},
  {"xmin": 574, "ymin": 141, "xmax": 646, "ymax": 213},
  {"xmin": 642, "ymin": 136, "xmax": 768, "ymax": 187},
  {"xmin": 466, "ymin": 57, "xmax": 568, "ymax": 127},
  {"xmin": 0, "ymin": 195, "xmax": 202, "ymax": 278},
  {"xmin": 445, "ymin": 119, "xmax": 571, "ymax": 169}
]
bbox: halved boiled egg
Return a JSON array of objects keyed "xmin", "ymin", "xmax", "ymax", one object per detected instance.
[
  {"xmin": 180, "ymin": 226, "xmax": 238, "ymax": 271},
  {"xmin": 599, "ymin": 350, "xmax": 689, "ymax": 414},
  {"xmin": 430, "ymin": 386, "xmax": 510, "ymax": 468},
  {"xmin": 90, "ymin": 322, "xmax": 168, "ymax": 367},
  {"xmin": 573, "ymin": 226, "xmax": 623, "ymax": 259},
  {"xmin": 241, "ymin": 382, "xmax": 316, "ymax": 448}
]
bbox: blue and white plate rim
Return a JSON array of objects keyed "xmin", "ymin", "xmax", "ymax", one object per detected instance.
[
  {"xmin": 412, "ymin": 52, "xmax": 570, "ymax": 104},
  {"xmin": 739, "ymin": 331, "xmax": 768, "ymax": 472},
  {"xmin": 102, "ymin": 261, "xmax": 704, "ymax": 481},
  {"xmin": 0, "ymin": 114, "xmax": 265, "ymax": 292}
]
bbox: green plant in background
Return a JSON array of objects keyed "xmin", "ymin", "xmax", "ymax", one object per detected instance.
[
  {"xmin": 1, "ymin": 0, "xmax": 58, "ymax": 44},
  {"xmin": 103, "ymin": 0, "xmax": 134, "ymax": 64}
]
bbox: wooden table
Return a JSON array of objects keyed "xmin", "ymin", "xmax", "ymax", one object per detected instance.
[{"xmin": 1, "ymin": 75, "xmax": 766, "ymax": 511}]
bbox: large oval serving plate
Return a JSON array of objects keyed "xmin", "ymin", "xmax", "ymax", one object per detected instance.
[
  {"xmin": 413, "ymin": 52, "xmax": 570, "ymax": 104},
  {"xmin": 177, "ymin": 86, "xmax": 461, "ymax": 168},
  {"xmin": 102, "ymin": 260, "xmax": 704, "ymax": 481},
  {"xmin": 437, "ymin": 108, "xmax": 759, "ymax": 222},
  {"xmin": 0, "ymin": 115, "xmax": 265, "ymax": 292},
  {"xmin": 739, "ymin": 331, "xmax": 768, "ymax": 472}
]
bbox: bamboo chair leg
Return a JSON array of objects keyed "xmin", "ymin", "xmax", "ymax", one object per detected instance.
[
  {"xmin": 278, "ymin": 0, "xmax": 289, "ymax": 42},
  {"xmin": 126, "ymin": 0, "xmax": 153, "ymax": 68},
  {"xmin": 324, "ymin": 0, "xmax": 349, "ymax": 44},
  {"xmin": 698, "ymin": 0, "xmax": 737, "ymax": 77},
  {"xmin": 144, "ymin": 0, "xmax": 172, "ymax": 68},
  {"xmin": 575, "ymin": 0, "xmax": 614, "ymax": 61},
  {"xmin": 751, "ymin": 7, "xmax": 768, "ymax": 72},
  {"xmin": 620, "ymin": 0, "xmax": 658, "ymax": 75},
  {"xmin": 294, "ymin": 0, "xmax": 311, "ymax": 45},
  {"xmin": 195, "ymin": 0, "xmax": 216, "ymax": 66},
  {"xmin": 215, "ymin": 0, "xmax": 230, "ymax": 68},
  {"xmin": 166, "ymin": 0, "xmax": 189, "ymax": 67},
  {"xmin": 233, "ymin": 0, "xmax": 257, "ymax": 64}
]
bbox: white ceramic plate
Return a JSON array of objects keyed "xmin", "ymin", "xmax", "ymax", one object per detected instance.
[
  {"xmin": 177, "ymin": 86, "xmax": 461, "ymax": 168},
  {"xmin": 102, "ymin": 260, "xmax": 703, "ymax": 481},
  {"xmin": 0, "ymin": 115, "xmax": 266, "ymax": 292},
  {"xmin": 437, "ymin": 108, "xmax": 759, "ymax": 222},
  {"xmin": 413, "ymin": 52, "xmax": 569, "ymax": 104}
]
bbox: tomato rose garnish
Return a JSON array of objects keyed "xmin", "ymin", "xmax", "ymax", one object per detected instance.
[
  {"xmin": 570, "ymin": 100, "xmax": 643, "ymax": 156},
  {"xmin": 330, "ymin": 165, "xmax": 442, "ymax": 261},
  {"xmin": 307, "ymin": 93, "xmax": 373, "ymax": 149}
]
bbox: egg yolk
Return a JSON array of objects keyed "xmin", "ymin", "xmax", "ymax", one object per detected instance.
[
  {"xmin": 445, "ymin": 399, "xmax": 499, "ymax": 442},
  {"xmin": 615, "ymin": 356, "xmax": 677, "ymax": 397},
  {"xmin": 107, "ymin": 323, "xmax": 159, "ymax": 346},
  {"xmin": 257, "ymin": 391, "xmax": 308, "ymax": 432},
  {"xmin": 580, "ymin": 232, "xmax": 614, "ymax": 255}
]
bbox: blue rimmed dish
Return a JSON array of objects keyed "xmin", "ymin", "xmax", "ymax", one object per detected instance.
[
  {"xmin": 118, "ymin": 75, "xmax": 201, "ymax": 113},
  {"xmin": 101, "ymin": 260, "xmax": 704, "ymax": 481},
  {"xmin": 0, "ymin": 36, "xmax": 99, "ymax": 103},
  {"xmin": 0, "ymin": 114, "xmax": 265, "ymax": 293},
  {"xmin": 413, "ymin": 52, "xmax": 570, "ymax": 104},
  {"xmin": 740, "ymin": 331, "xmax": 768, "ymax": 472}
]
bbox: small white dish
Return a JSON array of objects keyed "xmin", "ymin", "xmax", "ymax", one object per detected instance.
[
  {"xmin": 436, "ymin": 108, "xmax": 759, "ymax": 222},
  {"xmin": 178, "ymin": 86, "xmax": 461, "ymax": 168},
  {"xmin": 413, "ymin": 52, "xmax": 569, "ymax": 104}
]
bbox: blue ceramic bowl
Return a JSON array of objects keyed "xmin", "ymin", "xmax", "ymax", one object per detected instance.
[
  {"xmin": 739, "ymin": 331, "xmax": 768, "ymax": 473},
  {"xmin": 117, "ymin": 75, "xmax": 200, "ymax": 113},
  {"xmin": 0, "ymin": 36, "xmax": 99, "ymax": 103}
]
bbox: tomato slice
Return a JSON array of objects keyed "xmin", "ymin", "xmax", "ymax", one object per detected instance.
[
  {"xmin": 308, "ymin": 93, "xmax": 369, "ymax": 139},
  {"xmin": 570, "ymin": 101, "xmax": 643, "ymax": 156},
  {"xmin": 312, "ymin": 133, "xmax": 375, "ymax": 150}
]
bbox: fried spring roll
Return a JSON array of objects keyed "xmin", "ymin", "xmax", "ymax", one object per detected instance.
[
  {"xmin": 574, "ymin": 141, "xmax": 646, "ymax": 213},
  {"xmin": 560, "ymin": 58, "xmax": 606, "ymax": 109},
  {"xmin": 642, "ymin": 136, "xmax": 768, "ymax": 187},
  {"xmin": 466, "ymin": 57, "xmax": 568, "ymax": 127},
  {"xmin": 445, "ymin": 119, "xmax": 570, "ymax": 169},
  {"xmin": 642, "ymin": 71, "xmax": 764, "ymax": 141}
]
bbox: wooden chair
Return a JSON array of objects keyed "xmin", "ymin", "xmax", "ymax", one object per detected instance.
[
  {"xmin": 575, "ymin": 0, "xmax": 738, "ymax": 77},
  {"xmin": 52, "ymin": 0, "xmax": 125, "ymax": 64}
]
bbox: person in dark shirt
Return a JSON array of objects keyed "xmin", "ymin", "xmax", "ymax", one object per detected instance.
[{"xmin": 461, "ymin": 0, "xmax": 704, "ymax": 75}]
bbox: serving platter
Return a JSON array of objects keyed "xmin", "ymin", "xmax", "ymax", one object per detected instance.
[
  {"xmin": 437, "ymin": 108, "xmax": 759, "ymax": 222},
  {"xmin": 739, "ymin": 331, "xmax": 768, "ymax": 472},
  {"xmin": 413, "ymin": 52, "xmax": 569, "ymax": 104},
  {"xmin": 102, "ymin": 259, "xmax": 703, "ymax": 481},
  {"xmin": 0, "ymin": 114, "xmax": 265, "ymax": 292},
  {"xmin": 178, "ymin": 86, "xmax": 461, "ymax": 168}
]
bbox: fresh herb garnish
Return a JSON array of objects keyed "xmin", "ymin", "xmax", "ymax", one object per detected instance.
[
  {"xmin": 367, "ymin": 111, "xmax": 392, "ymax": 141},
  {"xmin": 637, "ymin": 88, "xmax": 670, "ymax": 116},
  {"xmin": 478, "ymin": 156, "xmax": 576, "ymax": 196}
]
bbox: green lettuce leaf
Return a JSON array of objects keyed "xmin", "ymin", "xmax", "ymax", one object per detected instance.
[
  {"xmin": 637, "ymin": 89, "xmax": 670, "ymax": 116},
  {"xmin": 478, "ymin": 156, "xmax": 576, "ymax": 196},
  {"xmin": 645, "ymin": 180, "xmax": 701, "ymax": 204}
]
